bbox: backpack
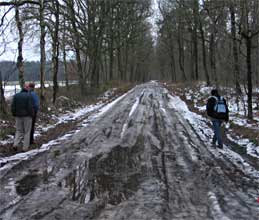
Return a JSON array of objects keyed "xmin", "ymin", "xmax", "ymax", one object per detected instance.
[
  {"xmin": 212, "ymin": 96, "xmax": 228, "ymax": 120},
  {"xmin": 214, "ymin": 96, "xmax": 227, "ymax": 113}
]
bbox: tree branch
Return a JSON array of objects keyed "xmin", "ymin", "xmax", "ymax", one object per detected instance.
[
  {"xmin": 0, "ymin": 1, "xmax": 39, "ymax": 7},
  {"xmin": 0, "ymin": 5, "xmax": 14, "ymax": 27}
]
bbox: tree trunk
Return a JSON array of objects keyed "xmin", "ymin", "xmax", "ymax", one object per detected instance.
[
  {"xmin": 190, "ymin": 39, "xmax": 195, "ymax": 80},
  {"xmin": 39, "ymin": 0, "xmax": 46, "ymax": 108},
  {"xmin": 15, "ymin": 5, "xmax": 25, "ymax": 89},
  {"xmin": 199, "ymin": 20, "xmax": 210, "ymax": 86},
  {"xmin": 169, "ymin": 46, "xmax": 176, "ymax": 82},
  {"xmin": 193, "ymin": 0, "xmax": 199, "ymax": 80},
  {"xmin": 167, "ymin": 30, "xmax": 176, "ymax": 81},
  {"xmin": 52, "ymin": 0, "xmax": 60, "ymax": 104},
  {"xmin": 117, "ymin": 47, "xmax": 123, "ymax": 81},
  {"xmin": 63, "ymin": 44, "xmax": 69, "ymax": 90},
  {"xmin": 177, "ymin": 28, "xmax": 187, "ymax": 81},
  {"xmin": 209, "ymin": 33, "xmax": 218, "ymax": 86},
  {"xmin": 108, "ymin": 6, "xmax": 114, "ymax": 81},
  {"xmin": 229, "ymin": 4, "xmax": 242, "ymax": 96},
  {"xmin": 246, "ymin": 37, "xmax": 253, "ymax": 119},
  {"xmin": 0, "ymin": 71, "xmax": 7, "ymax": 115}
]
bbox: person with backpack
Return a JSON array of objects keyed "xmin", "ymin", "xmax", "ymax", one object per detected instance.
[
  {"xmin": 206, "ymin": 89, "xmax": 229, "ymax": 149},
  {"xmin": 11, "ymin": 84, "xmax": 34, "ymax": 151}
]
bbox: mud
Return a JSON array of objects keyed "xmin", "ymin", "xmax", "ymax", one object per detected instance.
[{"xmin": 0, "ymin": 82, "xmax": 258, "ymax": 220}]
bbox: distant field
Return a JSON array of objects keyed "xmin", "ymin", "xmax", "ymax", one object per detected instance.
[{"xmin": 3, "ymin": 81, "xmax": 78, "ymax": 98}]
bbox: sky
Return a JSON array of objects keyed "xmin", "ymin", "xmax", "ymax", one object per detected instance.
[{"xmin": 0, "ymin": 5, "xmax": 42, "ymax": 62}]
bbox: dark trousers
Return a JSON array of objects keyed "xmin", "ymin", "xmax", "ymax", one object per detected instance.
[
  {"xmin": 212, "ymin": 119, "xmax": 223, "ymax": 146},
  {"xmin": 30, "ymin": 112, "xmax": 37, "ymax": 144}
]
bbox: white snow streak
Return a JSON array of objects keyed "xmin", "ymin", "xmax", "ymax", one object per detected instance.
[
  {"xmin": 208, "ymin": 192, "xmax": 231, "ymax": 220},
  {"xmin": 121, "ymin": 95, "xmax": 141, "ymax": 138}
]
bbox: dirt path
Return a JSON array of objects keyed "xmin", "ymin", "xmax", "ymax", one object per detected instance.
[{"xmin": 0, "ymin": 82, "xmax": 258, "ymax": 220}]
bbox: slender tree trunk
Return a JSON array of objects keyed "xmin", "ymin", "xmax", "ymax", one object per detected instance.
[
  {"xmin": 40, "ymin": 0, "xmax": 46, "ymax": 108},
  {"xmin": 190, "ymin": 39, "xmax": 195, "ymax": 80},
  {"xmin": 108, "ymin": 6, "xmax": 114, "ymax": 81},
  {"xmin": 62, "ymin": 17, "xmax": 68, "ymax": 90},
  {"xmin": 117, "ymin": 47, "xmax": 123, "ymax": 81},
  {"xmin": 0, "ymin": 71, "xmax": 7, "ymax": 115},
  {"xmin": 15, "ymin": 5, "xmax": 25, "ymax": 89},
  {"xmin": 230, "ymin": 4, "xmax": 242, "ymax": 95},
  {"xmin": 52, "ymin": 0, "xmax": 60, "ymax": 104},
  {"xmin": 177, "ymin": 29, "xmax": 187, "ymax": 81},
  {"xmin": 63, "ymin": 45, "xmax": 69, "ymax": 90},
  {"xmin": 246, "ymin": 37, "xmax": 253, "ymax": 119},
  {"xmin": 193, "ymin": 0, "xmax": 199, "ymax": 80},
  {"xmin": 199, "ymin": 20, "xmax": 210, "ymax": 86},
  {"xmin": 124, "ymin": 41, "xmax": 129, "ymax": 81},
  {"xmin": 169, "ymin": 46, "xmax": 176, "ymax": 81},
  {"xmin": 209, "ymin": 33, "xmax": 218, "ymax": 86},
  {"xmin": 256, "ymin": 41, "xmax": 259, "ymax": 87},
  {"xmin": 167, "ymin": 31, "xmax": 176, "ymax": 81}
]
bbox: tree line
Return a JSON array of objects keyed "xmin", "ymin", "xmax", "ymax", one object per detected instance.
[
  {"xmin": 0, "ymin": 61, "xmax": 73, "ymax": 81},
  {"xmin": 156, "ymin": 0, "xmax": 259, "ymax": 119}
]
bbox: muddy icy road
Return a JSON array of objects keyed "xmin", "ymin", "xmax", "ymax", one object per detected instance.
[{"xmin": 0, "ymin": 82, "xmax": 259, "ymax": 220}]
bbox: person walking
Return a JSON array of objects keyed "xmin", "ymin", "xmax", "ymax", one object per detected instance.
[
  {"xmin": 206, "ymin": 89, "xmax": 229, "ymax": 148},
  {"xmin": 11, "ymin": 84, "xmax": 34, "ymax": 151},
  {"xmin": 28, "ymin": 82, "xmax": 39, "ymax": 145}
]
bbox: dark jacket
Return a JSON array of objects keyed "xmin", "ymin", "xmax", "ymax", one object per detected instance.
[
  {"xmin": 206, "ymin": 95, "xmax": 229, "ymax": 121},
  {"xmin": 11, "ymin": 89, "xmax": 34, "ymax": 117}
]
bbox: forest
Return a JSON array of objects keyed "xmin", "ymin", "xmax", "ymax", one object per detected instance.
[
  {"xmin": 0, "ymin": 2, "xmax": 259, "ymax": 218},
  {"xmin": 0, "ymin": 0, "xmax": 259, "ymax": 119}
]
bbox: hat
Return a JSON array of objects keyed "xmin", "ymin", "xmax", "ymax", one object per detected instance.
[
  {"xmin": 211, "ymin": 89, "xmax": 219, "ymax": 96},
  {"xmin": 29, "ymin": 82, "xmax": 35, "ymax": 88}
]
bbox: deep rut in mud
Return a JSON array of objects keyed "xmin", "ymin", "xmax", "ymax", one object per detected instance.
[{"xmin": 0, "ymin": 82, "xmax": 258, "ymax": 220}]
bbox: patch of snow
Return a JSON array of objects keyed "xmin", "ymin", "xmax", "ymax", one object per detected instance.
[
  {"xmin": 168, "ymin": 94, "xmax": 259, "ymax": 181},
  {"xmin": 208, "ymin": 191, "xmax": 231, "ymax": 220},
  {"xmin": 98, "ymin": 87, "xmax": 135, "ymax": 117},
  {"xmin": 121, "ymin": 92, "xmax": 142, "ymax": 138},
  {"xmin": 129, "ymin": 96, "xmax": 140, "ymax": 117},
  {"xmin": 0, "ymin": 139, "xmax": 13, "ymax": 145},
  {"xmin": 98, "ymin": 88, "xmax": 118, "ymax": 100},
  {"xmin": 200, "ymin": 87, "xmax": 212, "ymax": 94},
  {"xmin": 227, "ymin": 134, "xmax": 259, "ymax": 159}
]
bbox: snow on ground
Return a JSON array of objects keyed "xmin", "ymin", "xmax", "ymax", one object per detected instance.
[
  {"xmin": 3, "ymin": 81, "xmax": 78, "ymax": 99},
  {"xmin": 39, "ymin": 102, "xmax": 105, "ymax": 132},
  {"xmin": 121, "ymin": 90, "xmax": 143, "ymax": 138},
  {"xmin": 0, "ymin": 87, "xmax": 130, "ymax": 146},
  {"xmin": 208, "ymin": 191, "xmax": 231, "ymax": 220},
  {"xmin": 0, "ymin": 89, "xmax": 133, "ymax": 170},
  {"xmin": 185, "ymin": 83, "xmax": 259, "ymax": 128},
  {"xmin": 168, "ymin": 94, "xmax": 259, "ymax": 181},
  {"xmin": 181, "ymin": 83, "xmax": 259, "ymax": 160},
  {"xmin": 0, "ymin": 102, "xmax": 105, "ymax": 146}
]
